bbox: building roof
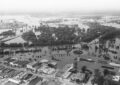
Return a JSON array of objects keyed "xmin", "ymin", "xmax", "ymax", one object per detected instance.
[
  {"xmin": 5, "ymin": 36, "xmax": 26, "ymax": 44},
  {"xmin": 62, "ymin": 64, "xmax": 73, "ymax": 72},
  {"xmin": 5, "ymin": 81, "xmax": 18, "ymax": 85},
  {"xmin": 62, "ymin": 71, "xmax": 72, "ymax": 78},
  {"xmin": 32, "ymin": 62, "xmax": 42, "ymax": 69},
  {"xmin": 27, "ymin": 61, "xmax": 37, "ymax": 66},
  {"xmin": 14, "ymin": 60, "xmax": 29, "ymax": 66},
  {"xmin": 50, "ymin": 61, "xmax": 57, "ymax": 65},
  {"xmin": 71, "ymin": 73, "xmax": 85, "ymax": 81},
  {"xmin": 40, "ymin": 59, "xmax": 49, "ymax": 63}
]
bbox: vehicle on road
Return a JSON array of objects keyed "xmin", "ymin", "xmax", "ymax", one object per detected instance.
[
  {"xmin": 79, "ymin": 58, "xmax": 95, "ymax": 63},
  {"xmin": 109, "ymin": 62, "xmax": 120, "ymax": 67}
]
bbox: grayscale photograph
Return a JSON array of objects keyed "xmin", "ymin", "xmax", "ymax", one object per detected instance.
[{"xmin": 0, "ymin": 0, "xmax": 120, "ymax": 85}]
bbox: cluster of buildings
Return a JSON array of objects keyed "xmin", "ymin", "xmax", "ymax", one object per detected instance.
[
  {"xmin": 0, "ymin": 57, "xmax": 59, "ymax": 85},
  {"xmin": 0, "ymin": 42, "xmax": 88, "ymax": 85},
  {"xmin": 0, "ymin": 65, "xmax": 20, "ymax": 79},
  {"xmin": 4, "ymin": 57, "xmax": 30, "ymax": 68},
  {"xmin": 0, "ymin": 65, "xmax": 32, "ymax": 85},
  {"xmin": 98, "ymin": 16, "xmax": 120, "ymax": 28},
  {"xmin": 26, "ymin": 59, "xmax": 57, "ymax": 74},
  {"xmin": 55, "ymin": 63, "xmax": 90, "ymax": 85},
  {"xmin": 105, "ymin": 38, "xmax": 120, "ymax": 63},
  {"xmin": 0, "ymin": 57, "xmax": 88, "ymax": 85},
  {"xmin": 89, "ymin": 37, "xmax": 120, "ymax": 63},
  {"xmin": 0, "ymin": 67, "xmax": 43, "ymax": 85}
]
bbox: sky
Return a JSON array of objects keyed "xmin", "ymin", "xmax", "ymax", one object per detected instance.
[{"xmin": 0, "ymin": 0, "xmax": 120, "ymax": 14}]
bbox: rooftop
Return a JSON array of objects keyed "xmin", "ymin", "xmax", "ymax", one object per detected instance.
[
  {"xmin": 70, "ymin": 73, "xmax": 85, "ymax": 81},
  {"xmin": 27, "ymin": 61, "xmax": 37, "ymax": 66},
  {"xmin": 4, "ymin": 81, "xmax": 18, "ymax": 85},
  {"xmin": 14, "ymin": 60, "xmax": 29, "ymax": 66}
]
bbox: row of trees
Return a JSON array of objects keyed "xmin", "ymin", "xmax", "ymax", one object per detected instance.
[{"xmin": 22, "ymin": 26, "xmax": 82, "ymax": 46}]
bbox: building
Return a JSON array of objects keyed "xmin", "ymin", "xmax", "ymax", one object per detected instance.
[
  {"xmin": 37, "ymin": 60, "xmax": 56, "ymax": 74},
  {"xmin": 15, "ymin": 25, "xmax": 32, "ymax": 35},
  {"xmin": 4, "ymin": 81, "xmax": 18, "ymax": 85},
  {"xmin": 48, "ymin": 61, "xmax": 57, "ymax": 68},
  {"xmin": 5, "ymin": 36, "xmax": 26, "ymax": 44},
  {"xmin": 70, "ymin": 72, "xmax": 85, "ymax": 82},
  {"xmin": 9, "ymin": 61, "xmax": 18, "ymax": 66},
  {"xmin": 38, "ymin": 66, "xmax": 55, "ymax": 74},
  {"xmin": 8, "ymin": 78, "xmax": 21, "ymax": 84},
  {"xmin": 105, "ymin": 38, "xmax": 120, "ymax": 63},
  {"xmin": 14, "ymin": 71, "xmax": 26, "ymax": 79},
  {"xmin": 73, "ymin": 44, "xmax": 81, "ymax": 49},
  {"xmin": 27, "ymin": 62, "xmax": 37, "ymax": 71},
  {"xmin": 62, "ymin": 64, "xmax": 74, "ymax": 79},
  {"xmin": 88, "ymin": 38, "xmax": 99, "ymax": 54}
]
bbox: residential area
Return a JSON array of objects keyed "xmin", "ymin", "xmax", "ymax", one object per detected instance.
[{"xmin": 0, "ymin": 15, "xmax": 120, "ymax": 85}]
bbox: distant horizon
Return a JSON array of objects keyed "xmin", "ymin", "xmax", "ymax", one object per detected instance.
[
  {"xmin": 0, "ymin": 0, "xmax": 120, "ymax": 17},
  {"xmin": 0, "ymin": 10, "xmax": 120, "ymax": 17},
  {"xmin": 0, "ymin": 10, "xmax": 120, "ymax": 15}
]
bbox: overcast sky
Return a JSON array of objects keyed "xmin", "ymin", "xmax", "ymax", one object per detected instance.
[{"xmin": 0, "ymin": 0, "xmax": 120, "ymax": 14}]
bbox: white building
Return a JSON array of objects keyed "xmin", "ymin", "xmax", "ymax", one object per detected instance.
[
  {"xmin": 26, "ymin": 62, "xmax": 37, "ymax": 71},
  {"xmin": 8, "ymin": 78, "xmax": 21, "ymax": 84}
]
